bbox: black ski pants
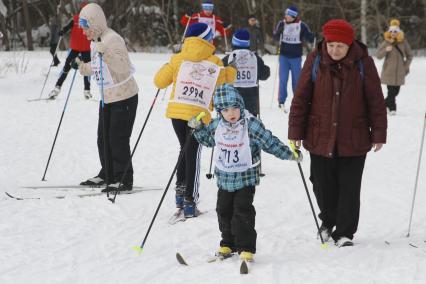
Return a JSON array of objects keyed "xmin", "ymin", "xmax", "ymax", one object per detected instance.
[
  {"xmin": 310, "ymin": 153, "xmax": 366, "ymax": 241},
  {"xmin": 385, "ymin": 85, "xmax": 401, "ymax": 111},
  {"xmin": 56, "ymin": 49, "xmax": 91, "ymax": 90},
  {"xmin": 171, "ymin": 119, "xmax": 202, "ymax": 202},
  {"xmin": 216, "ymin": 186, "xmax": 257, "ymax": 253},
  {"xmin": 97, "ymin": 95, "xmax": 138, "ymax": 185}
]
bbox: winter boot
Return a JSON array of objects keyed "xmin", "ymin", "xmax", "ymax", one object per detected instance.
[
  {"xmin": 183, "ymin": 198, "xmax": 196, "ymax": 218},
  {"xmin": 80, "ymin": 176, "xmax": 105, "ymax": 187},
  {"xmin": 335, "ymin": 237, "xmax": 354, "ymax": 247},
  {"xmin": 318, "ymin": 224, "xmax": 332, "ymax": 242},
  {"xmin": 239, "ymin": 251, "xmax": 254, "ymax": 262},
  {"xmin": 84, "ymin": 90, "xmax": 93, "ymax": 99},
  {"xmin": 175, "ymin": 183, "xmax": 185, "ymax": 208},
  {"xmin": 216, "ymin": 246, "xmax": 233, "ymax": 258},
  {"xmin": 48, "ymin": 86, "xmax": 61, "ymax": 100}
]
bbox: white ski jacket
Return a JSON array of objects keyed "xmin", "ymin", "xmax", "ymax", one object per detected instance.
[{"xmin": 78, "ymin": 3, "xmax": 138, "ymax": 103}]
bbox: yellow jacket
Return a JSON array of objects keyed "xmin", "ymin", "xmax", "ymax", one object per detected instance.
[{"xmin": 154, "ymin": 37, "xmax": 236, "ymax": 123}]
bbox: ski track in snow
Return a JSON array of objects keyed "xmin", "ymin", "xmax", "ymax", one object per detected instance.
[{"xmin": 0, "ymin": 51, "xmax": 425, "ymax": 284}]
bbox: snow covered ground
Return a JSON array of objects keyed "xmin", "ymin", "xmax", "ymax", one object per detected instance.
[{"xmin": 0, "ymin": 50, "xmax": 425, "ymax": 284}]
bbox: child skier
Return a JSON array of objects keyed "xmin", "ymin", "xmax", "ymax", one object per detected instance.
[
  {"xmin": 222, "ymin": 29, "xmax": 270, "ymax": 117},
  {"xmin": 154, "ymin": 22, "xmax": 236, "ymax": 217},
  {"xmin": 188, "ymin": 84, "xmax": 301, "ymax": 261}
]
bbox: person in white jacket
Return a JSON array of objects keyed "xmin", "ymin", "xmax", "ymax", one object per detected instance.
[{"xmin": 76, "ymin": 3, "xmax": 139, "ymax": 192}]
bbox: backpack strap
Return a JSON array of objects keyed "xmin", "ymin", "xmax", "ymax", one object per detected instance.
[{"xmin": 357, "ymin": 59, "xmax": 365, "ymax": 80}]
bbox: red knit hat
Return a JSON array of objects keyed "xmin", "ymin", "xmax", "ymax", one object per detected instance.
[{"xmin": 322, "ymin": 19, "xmax": 355, "ymax": 46}]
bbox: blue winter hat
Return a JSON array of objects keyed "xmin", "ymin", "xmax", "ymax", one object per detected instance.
[
  {"xmin": 232, "ymin": 29, "xmax": 250, "ymax": 48},
  {"xmin": 202, "ymin": 0, "xmax": 214, "ymax": 11},
  {"xmin": 214, "ymin": 84, "xmax": 245, "ymax": 113},
  {"xmin": 285, "ymin": 6, "xmax": 298, "ymax": 18},
  {"xmin": 185, "ymin": 23, "xmax": 214, "ymax": 42}
]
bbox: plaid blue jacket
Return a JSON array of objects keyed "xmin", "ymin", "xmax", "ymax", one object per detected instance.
[{"xmin": 194, "ymin": 115, "xmax": 294, "ymax": 192}]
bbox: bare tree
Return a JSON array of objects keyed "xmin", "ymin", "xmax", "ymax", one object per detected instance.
[{"xmin": 21, "ymin": 0, "xmax": 33, "ymax": 50}]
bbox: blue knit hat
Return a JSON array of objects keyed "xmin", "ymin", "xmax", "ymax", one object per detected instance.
[
  {"xmin": 185, "ymin": 23, "xmax": 214, "ymax": 42},
  {"xmin": 232, "ymin": 29, "xmax": 250, "ymax": 48},
  {"xmin": 202, "ymin": 0, "xmax": 214, "ymax": 11},
  {"xmin": 285, "ymin": 6, "xmax": 298, "ymax": 18}
]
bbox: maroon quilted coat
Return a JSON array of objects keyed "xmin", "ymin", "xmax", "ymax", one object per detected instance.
[{"xmin": 288, "ymin": 40, "xmax": 387, "ymax": 158}]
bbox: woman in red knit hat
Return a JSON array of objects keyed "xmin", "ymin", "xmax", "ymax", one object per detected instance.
[{"xmin": 288, "ymin": 19, "xmax": 387, "ymax": 247}]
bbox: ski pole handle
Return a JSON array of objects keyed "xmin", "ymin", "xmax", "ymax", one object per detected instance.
[
  {"xmin": 289, "ymin": 140, "xmax": 299, "ymax": 159},
  {"xmin": 196, "ymin": 111, "xmax": 206, "ymax": 121}
]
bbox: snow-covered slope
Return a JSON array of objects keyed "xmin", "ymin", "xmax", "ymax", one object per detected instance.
[{"xmin": 0, "ymin": 51, "xmax": 425, "ymax": 284}]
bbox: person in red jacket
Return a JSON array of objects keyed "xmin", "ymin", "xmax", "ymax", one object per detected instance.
[
  {"xmin": 180, "ymin": 0, "xmax": 230, "ymax": 48},
  {"xmin": 288, "ymin": 19, "xmax": 387, "ymax": 247},
  {"xmin": 48, "ymin": 1, "xmax": 92, "ymax": 100}
]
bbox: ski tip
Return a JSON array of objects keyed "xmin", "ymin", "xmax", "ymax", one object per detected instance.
[
  {"xmin": 240, "ymin": 260, "xmax": 249, "ymax": 274},
  {"xmin": 320, "ymin": 243, "xmax": 329, "ymax": 249},
  {"xmin": 132, "ymin": 246, "xmax": 143, "ymax": 254},
  {"xmin": 176, "ymin": 252, "xmax": 188, "ymax": 266}
]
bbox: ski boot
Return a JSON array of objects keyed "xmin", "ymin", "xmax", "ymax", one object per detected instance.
[
  {"xmin": 183, "ymin": 197, "xmax": 197, "ymax": 218},
  {"xmin": 175, "ymin": 183, "xmax": 185, "ymax": 208},
  {"xmin": 318, "ymin": 224, "xmax": 332, "ymax": 242},
  {"xmin": 102, "ymin": 182, "xmax": 133, "ymax": 193},
  {"xmin": 335, "ymin": 237, "xmax": 354, "ymax": 247},
  {"xmin": 48, "ymin": 86, "xmax": 61, "ymax": 100},
  {"xmin": 84, "ymin": 90, "xmax": 92, "ymax": 99},
  {"xmin": 80, "ymin": 176, "xmax": 105, "ymax": 187},
  {"xmin": 239, "ymin": 251, "xmax": 254, "ymax": 262}
]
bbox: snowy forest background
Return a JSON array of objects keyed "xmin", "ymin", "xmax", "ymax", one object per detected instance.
[{"xmin": 0, "ymin": 0, "xmax": 425, "ymax": 53}]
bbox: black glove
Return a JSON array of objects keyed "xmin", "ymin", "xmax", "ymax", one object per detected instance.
[
  {"xmin": 223, "ymin": 22, "xmax": 231, "ymax": 29},
  {"xmin": 228, "ymin": 53, "xmax": 238, "ymax": 69},
  {"xmin": 185, "ymin": 7, "xmax": 193, "ymax": 17},
  {"xmin": 58, "ymin": 29, "xmax": 64, "ymax": 36},
  {"xmin": 70, "ymin": 59, "xmax": 79, "ymax": 70}
]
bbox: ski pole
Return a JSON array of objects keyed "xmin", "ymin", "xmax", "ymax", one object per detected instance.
[
  {"xmin": 223, "ymin": 25, "xmax": 231, "ymax": 53},
  {"xmin": 270, "ymin": 34, "xmax": 282, "ymax": 108},
  {"xmin": 133, "ymin": 112, "xmax": 206, "ymax": 254},
  {"xmin": 289, "ymin": 141, "xmax": 327, "ymax": 248},
  {"xmin": 175, "ymin": 15, "xmax": 191, "ymax": 53},
  {"xmin": 161, "ymin": 86, "xmax": 168, "ymax": 101},
  {"xmin": 98, "ymin": 48, "xmax": 112, "ymax": 197},
  {"xmin": 41, "ymin": 68, "xmax": 77, "ymax": 181},
  {"xmin": 109, "ymin": 89, "xmax": 161, "ymax": 203},
  {"xmin": 206, "ymin": 147, "xmax": 214, "ymax": 179},
  {"xmin": 407, "ymin": 112, "xmax": 426, "ymax": 237},
  {"xmin": 37, "ymin": 36, "xmax": 63, "ymax": 100}
]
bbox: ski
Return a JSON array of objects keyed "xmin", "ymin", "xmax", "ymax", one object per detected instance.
[
  {"xmin": 168, "ymin": 209, "xmax": 185, "ymax": 224},
  {"xmin": 27, "ymin": 98, "xmax": 53, "ymax": 102},
  {"xmin": 206, "ymin": 252, "xmax": 236, "ymax": 263},
  {"xmin": 5, "ymin": 187, "xmax": 162, "ymax": 200},
  {"xmin": 176, "ymin": 252, "xmax": 188, "ymax": 266},
  {"xmin": 240, "ymin": 260, "xmax": 249, "ymax": 274},
  {"xmin": 21, "ymin": 185, "xmax": 145, "ymax": 190},
  {"xmin": 168, "ymin": 208, "xmax": 206, "ymax": 225}
]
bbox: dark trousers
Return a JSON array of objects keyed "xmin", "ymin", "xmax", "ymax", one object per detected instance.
[
  {"xmin": 97, "ymin": 95, "xmax": 138, "ymax": 185},
  {"xmin": 310, "ymin": 153, "xmax": 366, "ymax": 241},
  {"xmin": 172, "ymin": 119, "xmax": 202, "ymax": 202},
  {"xmin": 49, "ymin": 43, "xmax": 60, "ymax": 66},
  {"xmin": 237, "ymin": 87, "xmax": 260, "ymax": 116},
  {"xmin": 56, "ymin": 49, "xmax": 91, "ymax": 90},
  {"xmin": 385, "ymin": 85, "xmax": 401, "ymax": 111},
  {"xmin": 216, "ymin": 187, "xmax": 257, "ymax": 253}
]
